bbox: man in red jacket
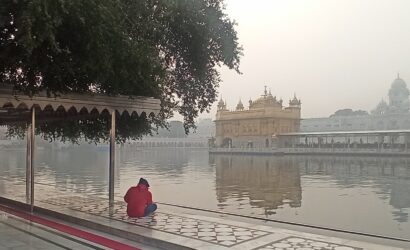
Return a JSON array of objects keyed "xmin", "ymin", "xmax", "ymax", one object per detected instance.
[{"xmin": 124, "ymin": 178, "xmax": 157, "ymax": 217}]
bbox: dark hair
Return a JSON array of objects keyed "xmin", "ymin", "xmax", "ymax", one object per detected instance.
[{"xmin": 138, "ymin": 178, "xmax": 150, "ymax": 187}]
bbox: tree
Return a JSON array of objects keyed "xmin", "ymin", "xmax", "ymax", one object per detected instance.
[
  {"xmin": 5, "ymin": 111, "xmax": 153, "ymax": 144},
  {"xmin": 0, "ymin": 0, "xmax": 242, "ymax": 135},
  {"xmin": 330, "ymin": 109, "xmax": 369, "ymax": 117}
]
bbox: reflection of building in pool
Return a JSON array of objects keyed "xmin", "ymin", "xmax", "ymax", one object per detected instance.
[
  {"xmin": 390, "ymin": 179, "xmax": 410, "ymax": 223},
  {"xmin": 213, "ymin": 155, "xmax": 301, "ymax": 214},
  {"xmin": 297, "ymin": 155, "xmax": 410, "ymax": 223},
  {"xmin": 214, "ymin": 87, "xmax": 301, "ymax": 148}
]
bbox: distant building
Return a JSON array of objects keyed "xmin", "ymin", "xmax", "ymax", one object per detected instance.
[
  {"xmin": 188, "ymin": 118, "xmax": 215, "ymax": 138},
  {"xmin": 138, "ymin": 119, "xmax": 212, "ymax": 148},
  {"xmin": 214, "ymin": 87, "xmax": 301, "ymax": 148},
  {"xmin": 154, "ymin": 121, "xmax": 187, "ymax": 138},
  {"xmin": 301, "ymin": 75, "xmax": 410, "ymax": 132}
]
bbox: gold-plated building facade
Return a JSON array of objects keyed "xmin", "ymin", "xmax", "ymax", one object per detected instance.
[{"xmin": 215, "ymin": 88, "xmax": 301, "ymax": 148}]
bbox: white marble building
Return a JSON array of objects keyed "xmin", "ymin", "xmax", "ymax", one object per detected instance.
[{"xmin": 301, "ymin": 75, "xmax": 410, "ymax": 132}]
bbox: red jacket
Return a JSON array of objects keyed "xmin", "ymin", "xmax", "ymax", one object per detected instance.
[{"xmin": 124, "ymin": 184, "xmax": 153, "ymax": 217}]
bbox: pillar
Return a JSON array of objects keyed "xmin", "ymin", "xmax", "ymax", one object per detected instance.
[
  {"xmin": 30, "ymin": 108, "xmax": 35, "ymax": 212},
  {"xmin": 109, "ymin": 110, "xmax": 116, "ymax": 204},
  {"xmin": 26, "ymin": 124, "xmax": 31, "ymax": 204}
]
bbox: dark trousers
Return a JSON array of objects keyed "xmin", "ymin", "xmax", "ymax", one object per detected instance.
[{"xmin": 144, "ymin": 203, "xmax": 157, "ymax": 216}]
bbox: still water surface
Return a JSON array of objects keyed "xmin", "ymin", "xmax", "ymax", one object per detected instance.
[{"xmin": 1, "ymin": 141, "xmax": 409, "ymax": 239}]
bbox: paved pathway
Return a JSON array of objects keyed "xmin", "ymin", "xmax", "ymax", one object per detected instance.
[
  {"xmin": 0, "ymin": 180, "xmax": 408, "ymax": 250},
  {"xmin": 0, "ymin": 212, "xmax": 101, "ymax": 250}
]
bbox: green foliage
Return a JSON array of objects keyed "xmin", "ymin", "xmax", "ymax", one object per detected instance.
[
  {"xmin": 0, "ymin": 0, "xmax": 242, "ymax": 134},
  {"xmin": 6, "ymin": 112, "xmax": 154, "ymax": 144}
]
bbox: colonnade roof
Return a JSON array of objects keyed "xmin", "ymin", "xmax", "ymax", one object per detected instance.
[
  {"xmin": 0, "ymin": 85, "xmax": 161, "ymax": 124},
  {"xmin": 279, "ymin": 130, "xmax": 410, "ymax": 137}
]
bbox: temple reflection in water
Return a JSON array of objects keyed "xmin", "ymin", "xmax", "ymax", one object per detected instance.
[
  {"xmin": 298, "ymin": 155, "xmax": 410, "ymax": 223},
  {"xmin": 212, "ymin": 154, "xmax": 410, "ymax": 223},
  {"xmin": 1, "ymin": 143, "xmax": 409, "ymax": 237},
  {"xmin": 212, "ymin": 155, "xmax": 302, "ymax": 215}
]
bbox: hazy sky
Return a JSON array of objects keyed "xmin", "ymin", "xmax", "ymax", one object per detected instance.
[{"xmin": 200, "ymin": 0, "xmax": 410, "ymax": 119}]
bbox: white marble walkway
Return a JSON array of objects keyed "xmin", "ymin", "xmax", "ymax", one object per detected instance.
[{"xmin": 0, "ymin": 180, "xmax": 408, "ymax": 250}]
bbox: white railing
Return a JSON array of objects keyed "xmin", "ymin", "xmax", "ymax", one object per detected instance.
[
  {"xmin": 282, "ymin": 147, "xmax": 410, "ymax": 155},
  {"xmin": 209, "ymin": 147, "xmax": 283, "ymax": 154},
  {"xmin": 209, "ymin": 147, "xmax": 410, "ymax": 155}
]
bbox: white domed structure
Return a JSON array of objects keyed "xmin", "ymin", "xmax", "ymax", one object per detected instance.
[
  {"xmin": 372, "ymin": 99, "xmax": 389, "ymax": 115},
  {"xmin": 388, "ymin": 74, "xmax": 410, "ymax": 110},
  {"xmin": 301, "ymin": 74, "xmax": 410, "ymax": 132},
  {"xmin": 235, "ymin": 99, "xmax": 244, "ymax": 111}
]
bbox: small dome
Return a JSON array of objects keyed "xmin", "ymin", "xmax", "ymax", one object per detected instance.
[
  {"xmin": 289, "ymin": 93, "xmax": 301, "ymax": 106},
  {"xmin": 372, "ymin": 99, "xmax": 389, "ymax": 115},
  {"xmin": 380, "ymin": 98, "xmax": 387, "ymax": 105},
  {"xmin": 377, "ymin": 99, "xmax": 388, "ymax": 108},
  {"xmin": 217, "ymin": 97, "xmax": 227, "ymax": 110},
  {"xmin": 391, "ymin": 76, "xmax": 407, "ymax": 89},
  {"xmin": 236, "ymin": 99, "xmax": 244, "ymax": 111},
  {"xmin": 388, "ymin": 75, "xmax": 410, "ymax": 101},
  {"xmin": 249, "ymin": 87, "xmax": 285, "ymax": 109},
  {"xmin": 253, "ymin": 96, "xmax": 265, "ymax": 103}
]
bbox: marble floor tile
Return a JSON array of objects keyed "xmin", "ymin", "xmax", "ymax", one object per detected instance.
[
  {"xmin": 253, "ymin": 237, "xmax": 363, "ymax": 250},
  {"xmin": 40, "ymin": 195, "xmax": 270, "ymax": 247},
  {"xmin": 1, "ymin": 189, "xmax": 398, "ymax": 250}
]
